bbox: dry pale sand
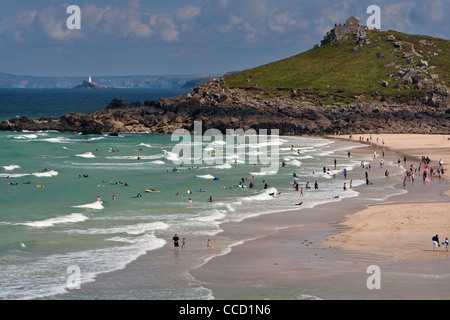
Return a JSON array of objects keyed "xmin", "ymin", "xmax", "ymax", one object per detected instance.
[
  {"xmin": 324, "ymin": 202, "xmax": 450, "ymax": 260},
  {"xmin": 347, "ymin": 133, "xmax": 450, "ymax": 165},
  {"xmin": 326, "ymin": 134, "xmax": 450, "ymax": 260}
]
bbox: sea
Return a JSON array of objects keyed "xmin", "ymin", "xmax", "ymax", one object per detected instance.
[{"xmin": 0, "ymin": 89, "xmax": 406, "ymax": 300}]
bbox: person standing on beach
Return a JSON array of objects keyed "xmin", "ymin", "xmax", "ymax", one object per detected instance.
[
  {"xmin": 314, "ymin": 181, "xmax": 319, "ymax": 190},
  {"xmin": 300, "ymin": 187, "xmax": 304, "ymax": 197},
  {"xmin": 444, "ymin": 238, "xmax": 449, "ymax": 252},
  {"xmin": 173, "ymin": 234, "xmax": 180, "ymax": 251},
  {"xmin": 432, "ymin": 234, "xmax": 440, "ymax": 252},
  {"xmin": 207, "ymin": 239, "xmax": 211, "ymax": 248}
]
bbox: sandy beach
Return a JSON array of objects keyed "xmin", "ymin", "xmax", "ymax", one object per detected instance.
[{"xmin": 191, "ymin": 134, "xmax": 450, "ymax": 300}]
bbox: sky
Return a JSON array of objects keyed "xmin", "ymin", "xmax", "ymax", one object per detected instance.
[{"xmin": 0, "ymin": 0, "xmax": 448, "ymax": 77}]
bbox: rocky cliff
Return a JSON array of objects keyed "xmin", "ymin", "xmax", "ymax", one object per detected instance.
[{"xmin": 1, "ymin": 78, "xmax": 448, "ymax": 135}]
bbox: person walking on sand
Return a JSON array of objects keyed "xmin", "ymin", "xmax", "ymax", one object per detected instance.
[
  {"xmin": 300, "ymin": 187, "xmax": 304, "ymax": 197},
  {"xmin": 182, "ymin": 237, "xmax": 186, "ymax": 249},
  {"xmin": 443, "ymin": 237, "xmax": 449, "ymax": 252},
  {"xmin": 207, "ymin": 239, "xmax": 211, "ymax": 248},
  {"xmin": 432, "ymin": 234, "xmax": 440, "ymax": 252}
]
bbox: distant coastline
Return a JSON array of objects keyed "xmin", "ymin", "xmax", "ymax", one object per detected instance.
[{"xmin": 0, "ymin": 72, "xmax": 221, "ymax": 90}]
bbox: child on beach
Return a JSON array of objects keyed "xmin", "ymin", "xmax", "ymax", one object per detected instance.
[{"xmin": 207, "ymin": 239, "xmax": 211, "ymax": 248}]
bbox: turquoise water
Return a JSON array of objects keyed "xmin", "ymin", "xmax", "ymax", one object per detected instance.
[{"xmin": 1, "ymin": 130, "xmax": 393, "ymax": 299}]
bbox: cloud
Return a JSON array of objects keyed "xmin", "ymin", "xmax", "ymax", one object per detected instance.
[
  {"xmin": 38, "ymin": 5, "xmax": 84, "ymax": 41},
  {"xmin": 0, "ymin": 0, "xmax": 447, "ymax": 76},
  {"xmin": 150, "ymin": 14, "xmax": 179, "ymax": 43}
]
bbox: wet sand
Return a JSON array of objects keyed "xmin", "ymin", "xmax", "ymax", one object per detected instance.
[{"xmin": 190, "ymin": 134, "xmax": 450, "ymax": 300}]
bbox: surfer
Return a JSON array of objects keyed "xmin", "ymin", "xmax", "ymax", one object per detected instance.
[
  {"xmin": 296, "ymin": 202, "xmax": 303, "ymax": 206},
  {"xmin": 97, "ymin": 196, "xmax": 101, "ymax": 201},
  {"xmin": 208, "ymin": 196, "xmax": 213, "ymax": 202}
]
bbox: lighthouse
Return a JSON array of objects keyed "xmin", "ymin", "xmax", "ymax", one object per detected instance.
[{"xmin": 88, "ymin": 76, "xmax": 92, "ymax": 83}]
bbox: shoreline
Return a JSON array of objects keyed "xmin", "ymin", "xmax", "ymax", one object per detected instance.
[
  {"xmin": 190, "ymin": 134, "xmax": 450, "ymax": 300},
  {"xmin": 44, "ymin": 133, "xmax": 450, "ymax": 300}
]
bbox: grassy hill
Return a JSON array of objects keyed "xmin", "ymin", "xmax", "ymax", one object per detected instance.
[{"xmin": 224, "ymin": 31, "xmax": 449, "ymax": 105}]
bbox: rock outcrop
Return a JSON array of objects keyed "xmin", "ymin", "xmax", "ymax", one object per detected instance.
[{"xmin": 1, "ymin": 79, "xmax": 449, "ymax": 135}]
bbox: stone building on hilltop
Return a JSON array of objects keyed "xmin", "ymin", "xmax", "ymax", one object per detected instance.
[{"xmin": 321, "ymin": 16, "xmax": 369, "ymax": 46}]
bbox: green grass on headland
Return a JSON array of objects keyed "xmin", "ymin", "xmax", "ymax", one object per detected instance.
[{"xmin": 225, "ymin": 31, "xmax": 449, "ymax": 105}]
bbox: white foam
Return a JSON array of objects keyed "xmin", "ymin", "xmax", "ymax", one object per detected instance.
[
  {"xmin": 18, "ymin": 213, "xmax": 88, "ymax": 228},
  {"xmin": 215, "ymin": 163, "xmax": 232, "ymax": 169},
  {"xmin": 72, "ymin": 201, "xmax": 104, "ymax": 210},
  {"xmin": 2, "ymin": 165, "xmax": 21, "ymax": 171},
  {"xmin": 241, "ymin": 188, "xmax": 279, "ymax": 202},
  {"xmin": 289, "ymin": 160, "xmax": 302, "ymax": 167},
  {"xmin": 67, "ymin": 221, "xmax": 169, "ymax": 235},
  {"xmin": 163, "ymin": 150, "xmax": 180, "ymax": 162},
  {"xmin": 43, "ymin": 137, "xmax": 70, "ymax": 143},
  {"xmin": 138, "ymin": 143, "xmax": 152, "ymax": 148},
  {"xmin": 0, "ymin": 173, "xmax": 29, "ymax": 178},
  {"xmin": 14, "ymin": 134, "xmax": 38, "ymax": 140},
  {"xmin": 194, "ymin": 210, "xmax": 227, "ymax": 222},
  {"xmin": 196, "ymin": 174, "xmax": 216, "ymax": 179},
  {"xmin": 249, "ymin": 170, "xmax": 278, "ymax": 176},
  {"xmin": 0, "ymin": 232, "xmax": 167, "ymax": 300},
  {"xmin": 32, "ymin": 170, "xmax": 59, "ymax": 177},
  {"xmin": 76, "ymin": 152, "xmax": 96, "ymax": 158}
]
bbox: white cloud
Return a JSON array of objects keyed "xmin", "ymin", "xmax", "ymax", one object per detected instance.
[{"xmin": 38, "ymin": 5, "xmax": 83, "ymax": 41}]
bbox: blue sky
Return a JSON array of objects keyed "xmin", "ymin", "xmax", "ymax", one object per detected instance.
[{"xmin": 0, "ymin": 0, "xmax": 448, "ymax": 77}]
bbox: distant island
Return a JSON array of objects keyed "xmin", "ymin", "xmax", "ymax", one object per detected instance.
[{"xmin": 73, "ymin": 77, "xmax": 112, "ymax": 90}]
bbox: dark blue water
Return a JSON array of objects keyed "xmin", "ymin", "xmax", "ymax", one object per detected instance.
[{"xmin": 0, "ymin": 88, "xmax": 190, "ymax": 122}]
